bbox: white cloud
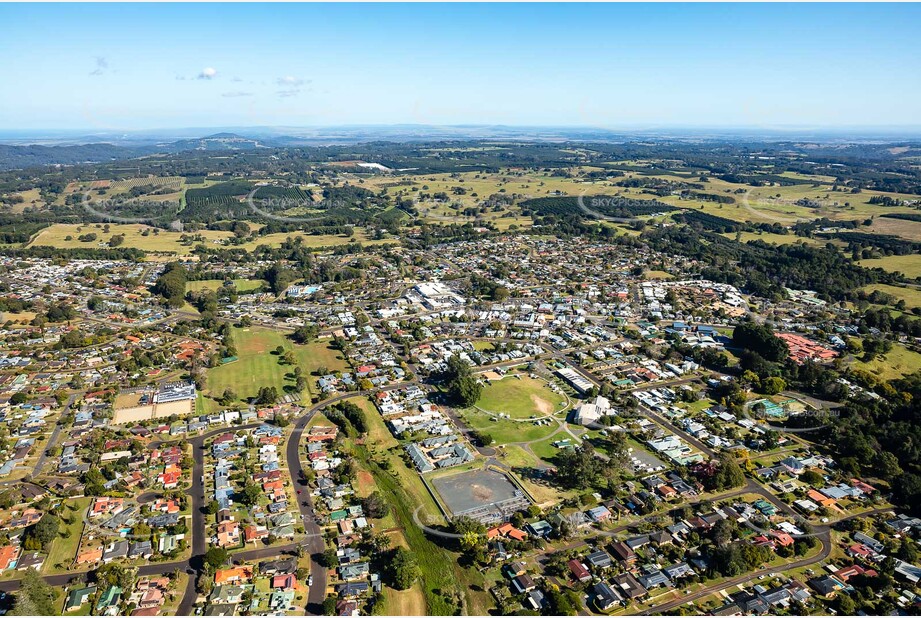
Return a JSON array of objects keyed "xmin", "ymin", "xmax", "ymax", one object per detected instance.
[
  {"xmin": 276, "ymin": 75, "xmax": 304, "ymax": 87},
  {"xmin": 89, "ymin": 56, "xmax": 108, "ymax": 76},
  {"xmin": 275, "ymin": 76, "xmax": 310, "ymax": 98},
  {"xmin": 222, "ymin": 91, "xmax": 253, "ymax": 98},
  {"xmin": 198, "ymin": 67, "xmax": 218, "ymax": 80}
]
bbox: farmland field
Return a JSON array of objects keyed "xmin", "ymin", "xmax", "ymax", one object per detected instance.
[
  {"xmin": 858, "ymin": 254, "xmax": 921, "ymax": 279},
  {"xmin": 26, "ymin": 223, "xmax": 393, "ymax": 255},
  {"xmin": 862, "ymin": 283, "xmax": 921, "ymax": 309},
  {"xmin": 27, "ymin": 223, "xmax": 232, "ymax": 253},
  {"xmin": 234, "ymin": 229, "xmax": 394, "ymax": 250},
  {"xmin": 7, "ymin": 188, "xmax": 41, "ymax": 212},
  {"xmin": 853, "ymin": 343, "xmax": 921, "ymax": 380},
  {"xmin": 109, "ymin": 176, "xmax": 184, "ymax": 190},
  {"xmin": 360, "ymin": 167, "xmax": 921, "ymax": 230},
  {"xmin": 866, "ymin": 216, "xmax": 921, "ymax": 242},
  {"xmin": 720, "ymin": 231, "xmax": 824, "ymax": 246}
]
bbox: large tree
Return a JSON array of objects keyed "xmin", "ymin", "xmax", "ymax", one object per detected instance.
[
  {"xmin": 204, "ymin": 546, "xmax": 229, "ymax": 569},
  {"xmin": 23, "ymin": 513, "xmax": 60, "ymax": 550},
  {"xmin": 732, "ymin": 321, "xmax": 789, "ymax": 363},
  {"xmin": 361, "ymin": 492, "xmax": 390, "ymax": 519},
  {"xmin": 387, "ymin": 548, "xmax": 420, "ymax": 590},
  {"xmin": 11, "ymin": 569, "xmax": 56, "ymax": 616},
  {"xmin": 152, "ymin": 262, "xmax": 187, "ymax": 308},
  {"xmin": 713, "ymin": 452, "xmax": 746, "ymax": 491},
  {"xmin": 555, "ymin": 443, "xmax": 607, "ymax": 490},
  {"xmin": 444, "ymin": 354, "xmax": 482, "ymax": 407}
]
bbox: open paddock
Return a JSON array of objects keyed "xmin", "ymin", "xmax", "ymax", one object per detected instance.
[
  {"xmin": 862, "ymin": 283, "xmax": 921, "ymax": 309},
  {"xmin": 859, "ymin": 254, "xmax": 921, "ymax": 280},
  {"xmin": 27, "ymin": 223, "xmax": 232, "ymax": 253}
]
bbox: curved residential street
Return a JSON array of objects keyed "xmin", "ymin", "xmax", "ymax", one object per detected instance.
[{"xmin": 0, "ymin": 338, "xmax": 900, "ymax": 616}]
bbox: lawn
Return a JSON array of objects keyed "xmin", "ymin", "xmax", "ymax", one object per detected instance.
[
  {"xmin": 475, "ymin": 374, "xmax": 567, "ymax": 419},
  {"xmin": 159, "ymin": 572, "xmax": 189, "ymax": 616},
  {"xmin": 206, "ymin": 327, "xmax": 291, "ymax": 402},
  {"xmin": 862, "ymin": 283, "xmax": 921, "ymax": 309},
  {"xmin": 527, "ymin": 435, "xmax": 575, "ymax": 463},
  {"xmin": 853, "ymin": 343, "xmax": 921, "ymax": 380},
  {"xmin": 343, "ymin": 399, "xmax": 400, "ymax": 530},
  {"xmin": 355, "ymin": 396, "xmax": 442, "ymax": 521},
  {"xmin": 495, "ymin": 444, "xmax": 577, "ymax": 505},
  {"xmin": 683, "ymin": 398, "xmax": 715, "ymax": 414},
  {"xmin": 291, "ymin": 340, "xmax": 351, "ymax": 381},
  {"xmin": 459, "ymin": 407, "xmax": 560, "ymax": 445},
  {"xmin": 45, "ymin": 497, "xmax": 91, "ymax": 572},
  {"xmin": 187, "ymin": 279, "xmax": 265, "ymax": 293},
  {"xmin": 858, "ymin": 254, "xmax": 921, "ymax": 280},
  {"xmin": 206, "ymin": 330, "xmax": 351, "ymax": 411}
]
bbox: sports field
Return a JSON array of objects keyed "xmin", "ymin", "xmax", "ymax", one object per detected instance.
[
  {"xmin": 459, "ymin": 407, "xmax": 559, "ymax": 445},
  {"xmin": 206, "ymin": 327, "xmax": 293, "ymax": 406},
  {"xmin": 432, "ymin": 468, "xmax": 525, "ymax": 517},
  {"xmin": 476, "ymin": 373, "xmax": 567, "ymax": 419}
]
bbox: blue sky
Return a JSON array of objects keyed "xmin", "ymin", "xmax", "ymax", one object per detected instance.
[{"xmin": 1, "ymin": 3, "xmax": 920, "ymax": 131}]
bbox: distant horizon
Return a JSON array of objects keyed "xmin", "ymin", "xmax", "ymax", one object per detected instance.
[
  {"xmin": 2, "ymin": 3, "xmax": 920, "ymax": 131},
  {"xmin": 4, "ymin": 122, "xmax": 921, "ymax": 145}
]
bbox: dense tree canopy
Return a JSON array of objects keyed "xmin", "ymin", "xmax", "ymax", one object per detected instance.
[
  {"xmin": 732, "ymin": 322, "xmax": 789, "ymax": 363},
  {"xmin": 444, "ymin": 354, "xmax": 482, "ymax": 408},
  {"xmin": 152, "ymin": 262, "xmax": 187, "ymax": 307}
]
